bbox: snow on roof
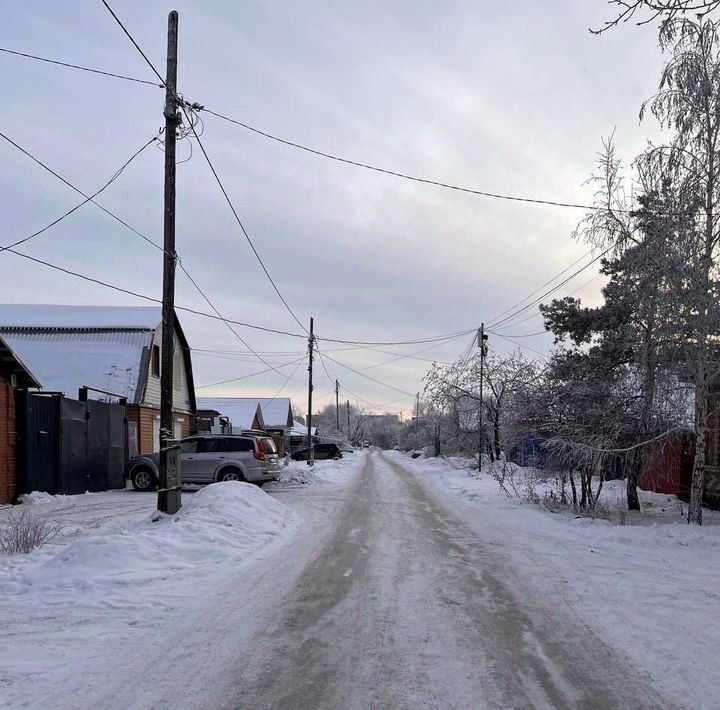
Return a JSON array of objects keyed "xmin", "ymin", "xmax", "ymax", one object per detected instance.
[
  {"xmin": 196, "ymin": 397, "xmax": 293, "ymax": 428},
  {"xmin": 0, "ymin": 334, "xmax": 41, "ymax": 388},
  {"xmin": 0, "ymin": 330, "xmax": 152, "ymax": 402},
  {"xmin": 290, "ymin": 420, "xmax": 316, "ymax": 436},
  {"xmin": 196, "ymin": 398, "xmax": 264, "ymax": 430},
  {"xmin": 0, "ymin": 304, "xmax": 162, "ymax": 330}
]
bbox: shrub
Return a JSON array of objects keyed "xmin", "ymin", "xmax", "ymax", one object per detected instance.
[{"xmin": 0, "ymin": 507, "xmax": 61, "ymax": 554}]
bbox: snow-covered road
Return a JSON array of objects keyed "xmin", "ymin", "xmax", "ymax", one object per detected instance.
[
  {"xmin": 4, "ymin": 451, "xmax": 684, "ymax": 709},
  {"xmin": 106, "ymin": 450, "xmax": 666, "ymax": 710}
]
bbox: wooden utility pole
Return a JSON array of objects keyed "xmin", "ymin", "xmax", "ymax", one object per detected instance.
[
  {"xmin": 478, "ymin": 323, "xmax": 488, "ymax": 472},
  {"xmin": 158, "ymin": 10, "xmax": 181, "ymax": 514},
  {"xmin": 346, "ymin": 399, "xmax": 351, "ymax": 442},
  {"xmin": 415, "ymin": 392, "xmax": 420, "ymax": 434},
  {"xmin": 306, "ymin": 317, "xmax": 315, "ymax": 466},
  {"xmin": 335, "ymin": 379, "xmax": 340, "ymax": 431}
]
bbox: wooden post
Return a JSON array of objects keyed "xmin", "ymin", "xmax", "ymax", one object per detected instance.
[
  {"xmin": 158, "ymin": 10, "xmax": 181, "ymax": 514},
  {"xmin": 478, "ymin": 323, "xmax": 487, "ymax": 473},
  {"xmin": 306, "ymin": 317, "xmax": 315, "ymax": 466},
  {"xmin": 335, "ymin": 379, "xmax": 340, "ymax": 431}
]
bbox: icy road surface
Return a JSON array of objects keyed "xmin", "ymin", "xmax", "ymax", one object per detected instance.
[{"xmin": 111, "ymin": 450, "xmax": 665, "ymax": 710}]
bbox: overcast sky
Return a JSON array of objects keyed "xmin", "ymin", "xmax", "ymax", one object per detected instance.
[{"xmin": 1, "ymin": 1, "xmax": 668, "ymax": 417}]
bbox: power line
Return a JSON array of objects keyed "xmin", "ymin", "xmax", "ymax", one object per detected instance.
[
  {"xmin": 180, "ymin": 103, "xmax": 309, "ymax": 334},
  {"xmin": 1, "ymin": 246, "xmax": 309, "ymax": 338},
  {"xmin": 0, "ymin": 47, "xmax": 162, "ymax": 86},
  {"xmin": 199, "ymin": 107, "xmax": 648, "ymax": 215},
  {"xmin": 339, "ymin": 383, "xmax": 408, "ymax": 413},
  {"xmin": 0, "ymin": 127, "xmax": 314, "ymax": 370},
  {"xmin": 0, "ymin": 135, "xmax": 158, "ymax": 253},
  {"xmin": 195, "ymin": 355, "xmax": 306, "ymax": 389},
  {"xmin": 98, "ymin": 0, "xmax": 166, "ymax": 86},
  {"xmin": 320, "ymin": 351, "xmax": 416, "ymax": 397},
  {"xmin": 490, "ymin": 331, "xmax": 549, "ymax": 359},
  {"xmin": 0, "ymin": 129, "xmax": 166, "ymax": 255},
  {"xmin": 488, "ymin": 245, "xmax": 612, "ymax": 329},
  {"xmin": 0, "ymin": 128, "xmax": 484, "ymax": 350},
  {"xmin": 486, "ymin": 248, "xmax": 595, "ymax": 327},
  {"xmin": 178, "ymin": 262, "xmax": 302, "ymax": 379},
  {"xmin": 316, "ymin": 328, "xmax": 475, "ymax": 347}
]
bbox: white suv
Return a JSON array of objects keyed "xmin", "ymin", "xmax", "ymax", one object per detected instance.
[{"xmin": 126, "ymin": 434, "xmax": 281, "ymax": 491}]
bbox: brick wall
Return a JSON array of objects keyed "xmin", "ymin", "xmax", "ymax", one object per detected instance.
[{"xmin": 0, "ymin": 383, "xmax": 17, "ymax": 504}]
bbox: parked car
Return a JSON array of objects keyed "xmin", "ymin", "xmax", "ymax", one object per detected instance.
[
  {"xmin": 291, "ymin": 442, "xmax": 343, "ymax": 461},
  {"xmin": 126, "ymin": 434, "xmax": 281, "ymax": 491}
]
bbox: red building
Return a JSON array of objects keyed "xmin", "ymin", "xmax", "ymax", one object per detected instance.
[{"xmin": 0, "ymin": 335, "xmax": 40, "ymax": 503}]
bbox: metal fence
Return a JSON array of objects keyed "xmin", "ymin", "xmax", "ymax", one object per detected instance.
[{"xmin": 18, "ymin": 392, "xmax": 127, "ymax": 495}]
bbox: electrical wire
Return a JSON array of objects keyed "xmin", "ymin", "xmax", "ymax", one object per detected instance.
[
  {"xmin": 178, "ymin": 262, "xmax": 302, "ymax": 378},
  {"xmin": 316, "ymin": 328, "xmax": 476, "ymax": 347},
  {"xmin": 195, "ymin": 355, "xmax": 307, "ymax": 389},
  {"xmin": 486, "ymin": 248, "xmax": 595, "ymax": 327},
  {"xmin": 1, "ymin": 247, "xmax": 308, "ymax": 338},
  {"xmin": 0, "ymin": 47, "xmax": 162, "ymax": 86},
  {"xmin": 0, "ymin": 127, "xmax": 314, "ymax": 376},
  {"xmin": 0, "ymin": 129, "xmax": 166, "ymax": 255},
  {"xmin": 0, "ymin": 135, "xmax": 158, "ymax": 253},
  {"xmin": 487, "ymin": 245, "xmax": 612, "ymax": 329},
  {"xmin": 0, "ymin": 128, "xmax": 482, "ymax": 351},
  {"xmin": 180, "ymin": 103, "xmax": 309, "ymax": 334},
  {"xmin": 200, "ymin": 107, "xmax": 678, "ymax": 216},
  {"xmin": 99, "ymin": 0, "xmax": 166, "ymax": 86},
  {"xmin": 319, "ymin": 351, "xmax": 416, "ymax": 397}
]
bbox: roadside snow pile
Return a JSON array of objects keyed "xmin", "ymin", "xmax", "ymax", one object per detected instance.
[
  {"xmin": 17, "ymin": 491, "xmax": 72, "ymax": 507},
  {"xmin": 0, "ymin": 483, "xmax": 298, "ymax": 709},
  {"xmin": 274, "ymin": 451, "xmax": 367, "ymax": 487},
  {"xmin": 398, "ymin": 451, "xmax": 720, "ymax": 709},
  {"xmin": 3, "ymin": 482, "xmax": 291, "ymax": 593}
]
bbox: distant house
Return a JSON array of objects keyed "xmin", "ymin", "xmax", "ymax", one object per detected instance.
[
  {"xmin": 0, "ymin": 305, "xmax": 196, "ymax": 456},
  {"xmin": 196, "ymin": 408, "xmax": 233, "ymax": 435},
  {"xmin": 0, "ymin": 335, "xmax": 40, "ymax": 503},
  {"xmin": 196, "ymin": 397, "xmax": 293, "ymax": 431},
  {"xmin": 196, "ymin": 401, "xmax": 264, "ymax": 432}
]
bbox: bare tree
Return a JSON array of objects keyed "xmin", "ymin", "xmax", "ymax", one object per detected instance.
[{"xmin": 594, "ymin": 1, "xmax": 720, "ymax": 34}]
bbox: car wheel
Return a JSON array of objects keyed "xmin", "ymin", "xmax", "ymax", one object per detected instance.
[
  {"xmin": 131, "ymin": 467, "xmax": 156, "ymax": 491},
  {"xmin": 217, "ymin": 467, "xmax": 244, "ymax": 483}
]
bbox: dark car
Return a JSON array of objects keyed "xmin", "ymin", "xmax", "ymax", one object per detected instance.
[{"xmin": 291, "ymin": 442, "xmax": 343, "ymax": 461}]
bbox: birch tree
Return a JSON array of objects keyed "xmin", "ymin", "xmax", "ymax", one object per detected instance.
[{"xmin": 640, "ymin": 18, "xmax": 720, "ymax": 523}]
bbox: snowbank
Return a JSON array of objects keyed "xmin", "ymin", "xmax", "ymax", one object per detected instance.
[
  {"xmin": 17, "ymin": 491, "xmax": 72, "ymax": 507},
  {"xmin": 394, "ymin": 451, "xmax": 720, "ymax": 709},
  {"xmin": 7, "ymin": 482, "xmax": 290, "ymax": 593},
  {"xmin": 0, "ymin": 482, "xmax": 296, "ymax": 709},
  {"xmin": 273, "ymin": 452, "xmax": 367, "ymax": 487}
]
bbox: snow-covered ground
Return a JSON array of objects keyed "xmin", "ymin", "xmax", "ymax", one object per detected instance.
[
  {"xmin": 0, "ymin": 453, "xmax": 365, "ymax": 709},
  {"xmin": 390, "ymin": 451, "xmax": 720, "ymax": 709}
]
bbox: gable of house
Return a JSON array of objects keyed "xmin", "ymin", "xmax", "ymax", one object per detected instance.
[{"xmin": 0, "ymin": 305, "xmax": 195, "ymax": 413}]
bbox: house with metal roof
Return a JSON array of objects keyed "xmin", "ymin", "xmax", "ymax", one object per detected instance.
[{"xmin": 0, "ymin": 304, "xmax": 196, "ymax": 456}]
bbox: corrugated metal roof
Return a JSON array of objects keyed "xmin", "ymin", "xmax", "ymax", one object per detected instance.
[
  {"xmin": 0, "ymin": 330, "xmax": 153, "ymax": 402},
  {"xmin": 0, "ymin": 304, "xmax": 162, "ymax": 330}
]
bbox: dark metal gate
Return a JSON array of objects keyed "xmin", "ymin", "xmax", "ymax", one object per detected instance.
[{"xmin": 19, "ymin": 392, "xmax": 127, "ymax": 495}]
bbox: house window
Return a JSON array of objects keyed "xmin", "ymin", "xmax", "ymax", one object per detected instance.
[{"xmin": 151, "ymin": 345, "xmax": 160, "ymax": 377}]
